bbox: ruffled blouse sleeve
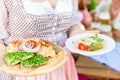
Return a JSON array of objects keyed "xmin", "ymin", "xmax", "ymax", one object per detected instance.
[
  {"xmin": 70, "ymin": 0, "xmax": 85, "ymax": 31},
  {"xmin": 72, "ymin": 0, "xmax": 83, "ymax": 25},
  {"xmin": 0, "ymin": 0, "xmax": 8, "ymax": 43}
]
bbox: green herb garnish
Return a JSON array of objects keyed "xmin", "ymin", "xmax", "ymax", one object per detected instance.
[
  {"xmin": 21, "ymin": 54, "xmax": 47, "ymax": 67},
  {"xmin": 90, "ymin": 34, "xmax": 104, "ymax": 43},
  {"xmin": 4, "ymin": 52, "xmax": 34, "ymax": 65}
]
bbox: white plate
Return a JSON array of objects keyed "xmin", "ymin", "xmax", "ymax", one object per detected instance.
[{"xmin": 65, "ymin": 33, "xmax": 116, "ymax": 56}]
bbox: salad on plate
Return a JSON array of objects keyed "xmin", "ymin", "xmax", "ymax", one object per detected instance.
[
  {"xmin": 77, "ymin": 34, "xmax": 104, "ymax": 51},
  {"xmin": 65, "ymin": 33, "xmax": 115, "ymax": 56}
]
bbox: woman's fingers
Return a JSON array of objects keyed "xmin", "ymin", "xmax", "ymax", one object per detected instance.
[
  {"xmin": 82, "ymin": 30, "xmax": 100, "ymax": 34},
  {"xmin": 0, "ymin": 43, "xmax": 6, "ymax": 53},
  {"xmin": 69, "ymin": 29, "xmax": 100, "ymax": 37}
]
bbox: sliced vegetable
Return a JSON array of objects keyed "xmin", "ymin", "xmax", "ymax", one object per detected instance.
[
  {"xmin": 78, "ymin": 43, "xmax": 88, "ymax": 51},
  {"xmin": 39, "ymin": 39, "xmax": 51, "ymax": 47},
  {"xmin": 25, "ymin": 40, "xmax": 41, "ymax": 49},
  {"xmin": 11, "ymin": 40, "xmax": 20, "ymax": 45},
  {"xmin": 44, "ymin": 40, "xmax": 51, "ymax": 44},
  {"xmin": 77, "ymin": 34, "xmax": 104, "ymax": 51},
  {"xmin": 22, "ymin": 39, "xmax": 41, "ymax": 52}
]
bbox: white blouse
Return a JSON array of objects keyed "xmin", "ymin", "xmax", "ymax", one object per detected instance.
[
  {"xmin": 0, "ymin": 0, "xmax": 83, "ymax": 43},
  {"xmin": 22, "ymin": 0, "xmax": 73, "ymax": 15}
]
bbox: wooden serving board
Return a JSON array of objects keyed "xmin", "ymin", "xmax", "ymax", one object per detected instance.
[{"xmin": 0, "ymin": 45, "xmax": 67, "ymax": 76}]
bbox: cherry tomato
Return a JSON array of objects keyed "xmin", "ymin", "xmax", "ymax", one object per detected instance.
[
  {"xmin": 30, "ymin": 40, "xmax": 41, "ymax": 48},
  {"xmin": 17, "ymin": 41, "xmax": 23, "ymax": 51},
  {"xmin": 78, "ymin": 43, "xmax": 88, "ymax": 51},
  {"xmin": 11, "ymin": 40, "xmax": 20, "ymax": 45},
  {"xmin": 44, "ymin": 40, "xmax": 51, "ymax": 44}
]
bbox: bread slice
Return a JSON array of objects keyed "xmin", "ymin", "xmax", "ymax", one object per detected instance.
[
  {"xmin": 4, "ymin": 52, "xmax": 34, "ymax": 65},
  {"xmin": 21, "ymin": 54, "xmax": 47, "ymax": 68}
]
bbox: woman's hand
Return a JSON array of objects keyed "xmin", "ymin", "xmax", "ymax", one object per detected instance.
[
  {"xmin": 68, "ymin": 24, "xmax": 85, "ymax": 37},
  {"xmin": 0, "ymin": 43, "xmax": 6, "ymax": 52},
  {"xmin": 81, "ymin": 30, "xmax": 100, "ymax": 34},
  {"xmin": 0, "ymin": 43, "xmax": 5, "ymax": 48},
  {"xmin": 70, "ymin": 30, "xmax": 100, "ymax": 37}
]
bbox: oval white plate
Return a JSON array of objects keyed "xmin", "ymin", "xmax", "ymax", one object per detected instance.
[{"xmin": 65, "ymin": 33, "xmax": 116, "ymax": 56}]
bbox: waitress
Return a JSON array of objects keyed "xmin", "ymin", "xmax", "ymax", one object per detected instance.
[{"xmin": 0, "ymin": 0, "xmax": 84, "ymax": 80}]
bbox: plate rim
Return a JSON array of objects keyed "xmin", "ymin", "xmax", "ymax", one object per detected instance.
[
  {"xmin": 65, "ymin": 33, "xmax": 116, "ymax": 56},
  {"xmin": 0, "ymin": 45, "xmax": 67, "ymax": 76}
]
